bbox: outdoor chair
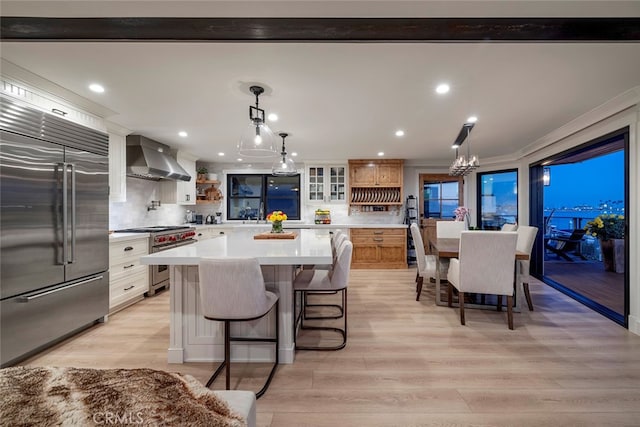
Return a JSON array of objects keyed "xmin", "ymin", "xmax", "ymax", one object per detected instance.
[{"xmin": 545, "ymin": 229, "xmax": 587, "ymax": 261}]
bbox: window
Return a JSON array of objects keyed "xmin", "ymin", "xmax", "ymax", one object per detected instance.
[
  {"xmin": 227, "ymin": 173, "xmax": 301, "ymax": 220},
  {"xmin": 477, "ymin": 169, "xmax": 518, "ymax": 229},
  {"xmin": 423, "ymin": 181, "xmax": 459, "ymax": 219}
]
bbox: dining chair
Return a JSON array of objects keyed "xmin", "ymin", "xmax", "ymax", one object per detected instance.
[
  {"xmin": 198, "ymin": 257, "xmax": 279, "ymax": 398},
  {"xmin": 447, "ymin": 231, "xmax": 518, "ymax": 329},
  {"xmin": 294, "ymin": 240, "xmax": 353, "ymax": 350},
  {"xmin": 435, "ymin": 220, "xmax": 466, "ymax": 280},
  {"xmin": 515, "ymin": 225, "xmax": 539, "ymax": 311},
  {"xmin": 410, "ymin": 223, "xmax": 437, "ymax": 301},
  {"xmin": 501, "ymin": 223, "xmax": 518, "ymax": 231}
]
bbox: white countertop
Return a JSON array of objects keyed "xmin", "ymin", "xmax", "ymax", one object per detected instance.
[
  {"xmin": 109, "ymin": 232, "xmax": 150, "ymax": 242},
  {"xmin": 193, "ymin": 223, "xmax": 407, "ymax": 229},
  {"xmin": 140, "ymin": 228, "xmax": 333, "ymax": 266}
]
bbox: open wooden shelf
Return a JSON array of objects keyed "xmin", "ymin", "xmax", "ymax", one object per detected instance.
[{"xmin": 196, "ymin": 180, "xmax": 220, "ymax": 185}]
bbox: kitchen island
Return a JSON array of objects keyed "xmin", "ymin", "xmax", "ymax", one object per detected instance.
[{"xmin": 140, "ymin": 228, "xmax": 332, "ymax": 364}]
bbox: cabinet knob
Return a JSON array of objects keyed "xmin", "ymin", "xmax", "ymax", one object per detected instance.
[{"xmin": 124, "ymin": 246, "xmax": 133, "ymax": 251}]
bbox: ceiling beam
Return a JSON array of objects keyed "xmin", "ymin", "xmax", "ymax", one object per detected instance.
[{"xmin": 2, "ymin": 17, "xmax": 640, "ymax": 42}]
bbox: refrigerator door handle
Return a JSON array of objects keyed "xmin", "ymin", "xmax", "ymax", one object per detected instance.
[
  {"xmin": 18, "ymin": 275, "xmax": 104, "ymax": 302},
  {"xmin": 61, "ymin": 162, "xmax": 69, "ymax": 265},
  {"xmin": 70, "ymin": 162, "xmax": 76, "ymax": 264}
]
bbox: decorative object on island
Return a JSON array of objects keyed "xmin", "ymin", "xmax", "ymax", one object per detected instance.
[
  {"xmin": 314, "ymin": 209, "xmax": 331, "ymax": 224},
  {"xmin": 267, "ymin": 210, "xmax": 287, "ymax": 233},
  {"xmin": 196, "ymin": 166, "xmax": 208, "ymax": 181},
  {"xmin": 237, "ymin": 85, "xmax": 278, "ymax": 157},
  {"xmin": 271, "ymin": 132, "xmax": 297, "ymax": 176},
  {"xmin": 584, "ymin": 214, "xmax": 625, "ymax": 273},
  {"xmin": 449, "ymin": 122, "xmax": 479, "ymax": 176}
]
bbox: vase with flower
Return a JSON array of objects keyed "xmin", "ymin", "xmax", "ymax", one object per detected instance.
[
  {"xmin": 453, "ymin": 206, "xmax": 471, "ymax": 229},
  {"xmin": 584, "ymin": 214, "xmax": 625, "ymax": 273},
  {"xmin": 267, "ymin": 210, "xmax": 287, "ymax": 233}
]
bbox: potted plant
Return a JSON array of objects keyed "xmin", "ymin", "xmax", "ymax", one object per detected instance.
[
  {"xmin": 196, "ymin": 166, "xmax": 208, "ymax": 181},
  {"xmin": 584, "ymin": 214, "xmax": 625, "ymax": 273}
]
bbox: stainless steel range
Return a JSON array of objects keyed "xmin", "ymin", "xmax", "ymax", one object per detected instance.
[{"xmin": 114, "ymin": 226, "xmax": 196, "ymax": 295}]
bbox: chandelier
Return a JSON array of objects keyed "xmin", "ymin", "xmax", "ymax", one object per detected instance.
[
  {"xmin": 449, "ymin": 122, "xmax": 479, "ymax": 176},
  {"xmin": 272, "ymin": 132, "xmax": 297, "ymax": 176},
  {"xmin": 237, "ymin": 85, "xmax": 278, "ymax": 157}
]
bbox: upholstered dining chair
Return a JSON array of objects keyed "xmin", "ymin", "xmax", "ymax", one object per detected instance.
[
  {"xmin": 501, "ymin": 223, "xmax": 518, "ymax": 231},
  {"xmin": 198, "ymin": 257, "xmax": 279, "ymax": 398},
  {"xmin": 515, "ymin": 225, "xmax": 539, "ymax": 311},
  {"xmin": 447, "ymin": 231, "xmax": 518, "ymax": 329},
  {"xmin": 435, "ymin": 220, "xmax": 466, "ymax": 280},
  {"xmin": 294, "ymin": 240, "xmax": 353, "ymax": 350},
  {"xmin": 410, "ymin": 223, "xmax": 437, "ymax": 301}
]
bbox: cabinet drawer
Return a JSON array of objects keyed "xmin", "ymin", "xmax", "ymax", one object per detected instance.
[
  {"xmin": 109, "ymin": 238, "xmax": 148, "ymax": 266},
  {"xmin": 110, "ymin": 263, "xmax": 147, "ymax": 282},
  {"xmin": 352, "ymin": 235, "xmax": 405, "ymax": 245},
  {"xmin": 110, "ymin": 270, "xmax": 148, "ymax": 308},
  {"xmin": 350, "ymin": 228, "xmax": 405, "ymax": 237}
]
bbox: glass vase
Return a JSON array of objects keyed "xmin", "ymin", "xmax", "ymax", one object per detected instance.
[{"xmin": 271, "ymin": 221, "xmax": 283, "ymax": 233}]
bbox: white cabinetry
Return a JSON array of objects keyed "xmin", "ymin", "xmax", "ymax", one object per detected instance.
[
  {"xmin": 194, "ymin": 226, "xmax": 234, "ymax": 241},
  {"xmin": 109, "ymin": 236, "xmax": 149, "ymax": 313},
  {"xmin": 1, "ymin": 74, "xmax": 107, "ymax": 132},
  {"xmin": 306, "ymin": 164, "xmax": 347, "ymax": 203},
  {"xmin": 160, "ymin": 151, "xmax": 198, "ymax": 204},
  {"xmin": 107, "ymin": 128, "xmax": 128, "ymax": 202}
]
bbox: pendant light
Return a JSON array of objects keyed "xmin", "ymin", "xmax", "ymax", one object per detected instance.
[
  {"xmin": 272, "ymin": 132, "xmax": 298, "ymax": 176},
  {"xmin": 237, "ymin": 85, "xmax": 278, "ymax": 157},
  {"xmin": 449, "ymin": 122, "xmax": 479, "ymax": 176}
]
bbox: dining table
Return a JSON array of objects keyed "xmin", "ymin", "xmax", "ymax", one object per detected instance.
[{"xmin": 429, "ymin": 236, "xmax": 530, "ymax": 311}]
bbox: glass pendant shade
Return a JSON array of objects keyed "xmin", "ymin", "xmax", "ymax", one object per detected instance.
[
  {"xmin": 238, "ymin": 120, "xmax": 278, "ymax": 157},
  {"xmin": 272, "ymin": 132, "xmax": 297, "ymax": 176}
]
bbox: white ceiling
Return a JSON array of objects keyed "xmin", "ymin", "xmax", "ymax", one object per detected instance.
[{"xmin": 2, "ymin": 1, "xmax": 640, "ymax": 166}]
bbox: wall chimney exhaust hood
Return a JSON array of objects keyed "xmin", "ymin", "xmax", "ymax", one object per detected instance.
[{"xmin": 126, "ymin": 135, "xmax": 191, "ymax": 181}]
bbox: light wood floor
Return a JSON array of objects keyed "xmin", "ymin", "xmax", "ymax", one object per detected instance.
[{"xmin": 22, "ymin": 269, "xmax": 640, "ymax": 426}]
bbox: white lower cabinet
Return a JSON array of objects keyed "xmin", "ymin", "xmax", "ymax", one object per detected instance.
[
  {"xmin": 109, "ymin": 237, "xmax": 149, "ymax": 313},
  {"xmin": 194, "ymin": 226, "xmax": 234, "ymax": 241}
]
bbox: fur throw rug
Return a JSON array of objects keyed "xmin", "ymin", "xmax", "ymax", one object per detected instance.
[{"xmin": 0, "ymin": 366, "xmax": 247, "ymax": 427}]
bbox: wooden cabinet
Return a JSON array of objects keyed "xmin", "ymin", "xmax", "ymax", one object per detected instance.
[
  {"xmin": 348, "ymin": 160, "xmax": 403, "ymax": 209},
  {"xmin": 306, "ymin": 164, "xmax": 347, "ymax": 203},
  {"xmin": 109, "ymin": 237, "xmax": 149, "ymax": 313},
  {"xmin": 349, "ymin": 159, "xmax": 403, "ymax": 187},
  {"xmin": 160, "ymin": 151, "xmax": 198, "ymax": 205},
  {"xmin": 350, "ymin": 228, "xmax": 407, "ymax": 269}
]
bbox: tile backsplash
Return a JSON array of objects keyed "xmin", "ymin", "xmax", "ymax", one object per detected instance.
[
  {"xmin": 109, "ymin": 177, "xmax": 189, "ymax": 230},
  {"xmin": 109, "ymin": 174, "xmax": 404, "ymax": 230}
]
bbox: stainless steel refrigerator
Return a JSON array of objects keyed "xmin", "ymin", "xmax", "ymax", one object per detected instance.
[{"xmin": 1, "ymin": 95, "xmax": 110, "ymax": 367}]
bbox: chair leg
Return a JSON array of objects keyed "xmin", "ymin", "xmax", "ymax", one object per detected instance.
[
  {"xmin": 415, "ymin": 270, "xmax": 419, "ymax": 283},
  {"xmin": 497, "ymin": 295, "xmax": 502, "ymax": 312},
  {"xmin": 459, "ymin": 291, "xmax": 465, "ymax": 325},
  {"xmin": 523, "ymin": 282, "xmax": 534, "ymax": 311},
  {"xmin": 256, "ymin": 300, "xmax": 279, "ymax": 399},
  {"xmin": 447, "ymin": 283, "xmax": 453, "ymax": 307},
  {"xmin": 295, "ymin": 289, "xmax": 347, "ymax": 351},
  {"xmin": 304, "ymin": 290, "xmax": 344, "ymax": 320},
  {"xmin": 225, "ymin": 321, "xmax": 231, "ymax": 390},
  {"xmin": 507, "ymin": 295, "xmax": 514, "ymax": 330},
  {"xmin": 416, "ymin": 276, "xmax": 424, "ymax": 301}
]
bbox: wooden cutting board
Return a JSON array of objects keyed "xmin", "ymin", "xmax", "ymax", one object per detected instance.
[{"xmin": 253, "ymin": 231, "xmax": 298, "ymax": 240}]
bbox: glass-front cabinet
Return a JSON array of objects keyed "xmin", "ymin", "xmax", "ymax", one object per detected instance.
[{"xmin": 306, "ymin": 165, "xmax": 347, "ymax": 203}]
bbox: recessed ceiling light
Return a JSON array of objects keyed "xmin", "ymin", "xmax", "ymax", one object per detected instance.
[
  {"xmin": 377, "ymin": 152, "xmax": 385, "ymax": 157},
  {"xmin": 291, "ymin": 152, "xmax": 298, "ymax": 157},
  {"xmin": 178, "ymin": 131, "xmax": 188, "ymax": 137},
  {"xmin": 237, "ymin": 158, "xmax": 243, "ymax": 162},
  {"xmin": 435, "ymin": 83, "xmax": 450, "ymax": 94},
  {"xmin": 89, "ymin": 83, "xmax": 105, "ymax": 93},
  {"xmin": 395, "ymin": 130, "xmax": 405, "ymax": 137},
  {"xmin": 218, "ymin": 152, "xmax": 225, "ymax": 156},
  {"xmin": 268, "ymin": 113, "xmax": 278, "ymax": 122},
  {"xmin": 467, "ymin": 116, "xmax": 478, "ymax": 123}
]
